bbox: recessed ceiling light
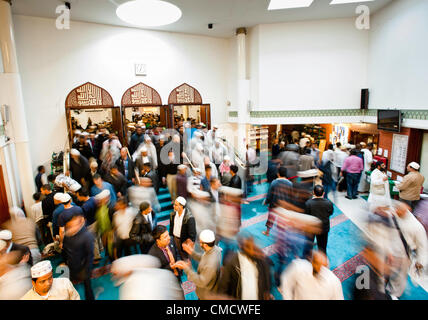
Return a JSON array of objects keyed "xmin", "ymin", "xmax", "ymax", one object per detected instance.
[
  {"xmin": 330, "ymin": 0, "xmax": 375, "ymax": 4},
  {"xmin": 268, "ymin": 0, "xmax": 314, "ymax": 10},
  {"xmin": 116, "ymin": 0, "xmax": 182, "ymax": 27}
]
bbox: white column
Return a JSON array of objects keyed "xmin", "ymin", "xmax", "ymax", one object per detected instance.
[
  {"xmin": 0, "ymin": 0, "xmax": 35, "ymax": 213},
  {"xmin": 236, "ymin": 27, "xmax": 250, "ymax": 158}
]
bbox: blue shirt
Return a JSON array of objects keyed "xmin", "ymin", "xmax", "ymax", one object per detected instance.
[
  {"xmin": 81, "ymin": 197, "xmax": 97, "ymax": 226},
  {"xmin": 52, "ymin": 204, "xmax": 65, "ymax": 237},
  {"xmin": 90, "ymin": 182, "xmax": 117, "ymax": 205}
]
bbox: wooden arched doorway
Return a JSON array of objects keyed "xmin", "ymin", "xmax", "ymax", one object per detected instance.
[
  {"xmin": 168, "ymin": 83, "xmax": 211, "ymax": 129},
  {"xmin": 65, "ymin": 82, "xmax": 122, "ymax": 144},
  {"xmin": 121, "ymin": 82, "xmax": 168, "ymax": 145}
]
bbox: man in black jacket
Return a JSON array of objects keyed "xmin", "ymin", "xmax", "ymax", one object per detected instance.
[
  {"xmin": 40, "ymin": 184, "xmax": 56, "ymax": 244},
  {"xmin": 169, "ymin": 197, "xmax": 196, "ymax": 260},
  {"xmin": 229, "ymin": 165, "xmax": 242, "ymax": 190},
  {"xmin": 63, "ymin": 214, "xmax": 94, "ymax": 300},
  {"xmin": 116, "ymin": 147, "xmax": 136, "ymax": 186},
  {"xmin": 129, "ymin": 201, "xmax": 157, "ymax": 254},
  {"xmin": 217, "ymin": 235, "xmax": 272, "ymax": 300},
  {"xmin": 304, "ymin": 185, "xmax": 334, "ymax": 254},
  {"xmin": 128, "ymin": 126, "xmax": 145, "ymax": 156},
  {"xmin": 148, "ymin": 225, "xmax": 182, "ymax": 281},
  {"xmin": 103, "ymin": 166, "xmax": 128, "ymax": 197}
]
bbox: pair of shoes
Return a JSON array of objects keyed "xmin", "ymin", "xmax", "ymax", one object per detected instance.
[
  {"xmin": 352, "ymin": 196, "xmax": 358, "ymax": 199},
  {"xmin": 345, "ymin": 196, "xmax": 353, "ymax": 200}
]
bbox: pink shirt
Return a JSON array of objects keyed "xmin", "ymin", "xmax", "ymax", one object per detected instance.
[{"xmin": 341, "ymin": 155, "xmax": 364, "ymax": 174}]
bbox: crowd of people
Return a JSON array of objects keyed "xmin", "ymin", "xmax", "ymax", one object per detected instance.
[{"xmin": 0, "ymin": 126, "xmax": 427, "ymax": 301}]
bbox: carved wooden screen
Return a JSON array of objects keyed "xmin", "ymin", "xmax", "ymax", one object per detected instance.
[
  {"xmin": 168, "ymin": 83, "xmax": 202, "ymax": 105},
  {"xmin": 65, "ymin": 82, "xmax": 114, "ymax": 109},
  {"xmin": 121, "ymin": 82, "xmax": 162, "ymax": 107}
]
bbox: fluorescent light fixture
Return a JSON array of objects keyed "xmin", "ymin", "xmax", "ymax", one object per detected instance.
[
  {"xmin": 268, "ymin": 0, "xmax": 314, "ymax": 10},
  {"xmin": 330, "ymin": 0, "xmax": 375, "ymax": 4},
  {"xmin": 116, "ymin": 0, "xmax": 182, "ymax": 27}
]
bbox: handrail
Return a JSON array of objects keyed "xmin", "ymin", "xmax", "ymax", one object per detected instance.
[
  {"xmin": 182, "ymin": 152, "xmax": 196, "ymax": 171},
  {"xmin": 220, "ymin": 137, "xmax": 246, "ymax": 170}
]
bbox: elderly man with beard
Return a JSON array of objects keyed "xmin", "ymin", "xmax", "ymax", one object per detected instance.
[{"xmin": 368, "ymin": 161, "xmax": 391, "ymax": 211}]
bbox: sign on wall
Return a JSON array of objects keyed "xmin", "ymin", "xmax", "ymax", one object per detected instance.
[{"xmin": 390, "ymin": 134, "xmax": 409, "ymax": 174}]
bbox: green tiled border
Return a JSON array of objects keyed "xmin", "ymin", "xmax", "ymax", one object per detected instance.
[{"xmin": 229, "ymin": 109, "xmax": 428, "ymax": 120}]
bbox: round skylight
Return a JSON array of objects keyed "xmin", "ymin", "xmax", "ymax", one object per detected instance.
[{"xmin": 116, "ymin": 0, "xmax": 182, "ymax": 27}]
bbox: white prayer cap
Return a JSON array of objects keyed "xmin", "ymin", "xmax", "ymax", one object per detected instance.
[
  {"xmin": 140, "ymin": 124, "xmax": 146, "ymax": 129},
  {"xmin": 178, "ymin": 164, "xmax": 187, "ymax": 171},
  {"xmin": 213, "ymin": 124, "xmax": 218, "ymax": 129},
  {"xmin": 95, "ymin": 189, "xmax": 110, "ymax": 201},
  {"xmin": 140, "ymin": 146, "xmax": 148, "ymax": 152},
  {"xmin": 409, "ymin": 162, "xmax": 420, "ymax": 170},
  {"xmin": 62, "ymin": 193, "xmax": 72, "ymax": 203},
  {"xmin": 193, "ymin": 167, "xmax": 202, "ymax": 173},
  {"xmin": 54, "ymin": 192, "xmax": 65, "ymax": 201},
  {"xmin": 82, "ymin": 131, "xmax": 89, "ymax": 136},
  {"xmin": 360, "ymin": 142, "xmax": 366, "ymax": 146},
  {"xmin": 70, "ymin": 148, "xmax": 80, "ymax": 156},
  {"xmin": 159, "ymin": 135, "xmax": 166, "ymax": 141},
  {"xmin": 0, "ymin": 240, "xmax": 6, "ymax": 251},
  {"xmin": 31, "ymin": 260, "xmax": 53, "ymax": 278},
  {"xmin": 224, "ymin": 155, "xmax": 231, "ymax": 161},
  {"xmin": 144, "ymin": 135, "xmax": 152, "ymax": 141},
  {"xmin": 199, "ymin": 230, "xmax": 215, "ymax": 243},
  {"xmin": 175, "ymin": 196, "xmax": 186, "ymax": 207},
  {"xmin": 74, "ymin": 130, "xmax": 82, "ymax": 135},
  {"xmin": 218, "ymin": 186, "xmax": 243, "ymax": 196},
  {"xmin": 0, "ymin": 229, "xmax": 12, "ymax": 241}
]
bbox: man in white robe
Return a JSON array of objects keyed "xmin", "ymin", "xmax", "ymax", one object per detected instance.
[
  {"xmin": 280, "ymin": 250, "xmax": 344, "ymax": 300},
  {"xmin": 358, "ymin": 142, "xmax": 374, "ymax": 192},
  {"xmin": 368, "ymin": 161, "xmax": 391, "ymax": 211},
  {"xmin": 21, "ymin": 260, "xmax": 80, "ymax": 300}
]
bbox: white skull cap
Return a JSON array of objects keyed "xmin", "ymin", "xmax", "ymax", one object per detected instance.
[{"xmin": 30, "ymin": 260, "xmax": 53, "ymax": 278}]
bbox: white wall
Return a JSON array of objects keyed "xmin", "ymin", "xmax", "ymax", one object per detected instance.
[
  {"xmin": 12, "ymin": 15, "xmax": 229, "ymax": 171},
  {"xmin": 254, "ymin": 18, "xmax": 369, "ymax": 110},
  {"xmin": 368, "ymin": 0, "xmax": 428, "ymax": 109}
]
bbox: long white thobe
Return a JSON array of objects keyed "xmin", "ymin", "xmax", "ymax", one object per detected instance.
[
  {"xmin": 368, "ymin": 168, "xmax": 391, "ymax": 210},
  {"xmin": 358, "ymin": 148, "xmax": 373, "ymax": 192},
  {"xmin": 280, "ymin": 259, "xmax": 344, "ymax": 300}
]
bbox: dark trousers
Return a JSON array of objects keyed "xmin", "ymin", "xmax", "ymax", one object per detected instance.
[
  {"xmin": 115, "ymin": 238, "xmax": 135, "ymax": 258},
  {"xmin": 38, "ymin": 219, "xmax": 53, "ymax": 246},
  {"xmin": 399, "ymin": 198, "xmax": 419, "ymax": 212},
  {"xmin": 315, "ymin": 232, "xmax": 328, "ymax": 254},
  {"xmin": 346, "ymin": 173, "xmax": 360, "ymax": 198},
  {"xmin": 173, "ymin": 236, "xmax": 188, "ymax": 260},
  {"xmin": 71, "ymin": 268, "xmax": 94, "ymax": 301}
]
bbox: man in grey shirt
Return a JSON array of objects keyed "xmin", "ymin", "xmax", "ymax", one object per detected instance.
[{"xmin": 173, "ymin": 229, "xmax": 221, "ymax": 300}]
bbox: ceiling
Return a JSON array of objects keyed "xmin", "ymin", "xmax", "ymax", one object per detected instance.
[{"xmin": 11, "ymin": 0, "xmax": 393, "ymax": 38}]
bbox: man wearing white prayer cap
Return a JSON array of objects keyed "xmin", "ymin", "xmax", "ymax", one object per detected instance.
[
  {"xmin": 0, "ymin": 228, "xmax": 33, "ymax": 265},
  {"xmin": 395, "ymin": 162, "xmax": 425, "ymax": 210},
  {"xmin": 170, "ymin": 196, "xmax": 196, "ymax": 260},
  {"xmin": 173, "ymin": 229, "xmax": 221, "ymax": 300},
  {"xmin": 20, "ymin": 260, "xmax": 80, "ymax": 300}
]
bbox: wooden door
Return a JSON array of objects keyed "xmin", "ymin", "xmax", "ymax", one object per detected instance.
[
  {"xmin": 112, "ymin": 107, "xmax": 124, "ymax": 144},
  {"xmin": 0, "ymin": 165, "xmax": 10, "ymax": 224},
  {"xmin": 200, "ymin": 104, "xmax": 211, "ymax": 129}
]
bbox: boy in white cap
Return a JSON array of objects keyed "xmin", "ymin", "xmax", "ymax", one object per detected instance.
[
  {"xmin": 395, "ymin": 162, "xmax": 425, "ymax": 211},
  {"xmin": 21, "ymin": 260, "xmax": 80, "ymax": 300},
  {"xmin": 173, "ymin": 229, "xmax": 222, "ymax": 300}
]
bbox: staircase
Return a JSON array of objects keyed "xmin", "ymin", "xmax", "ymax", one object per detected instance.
[{"xmin": 157, "ymin": 187, "xmax": 173, "ymax": 222}]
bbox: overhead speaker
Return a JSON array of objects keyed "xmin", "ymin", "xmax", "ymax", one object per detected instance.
[{"xmin": 361, "ymin": 89, "xmax": 369, "ymax": 110}]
